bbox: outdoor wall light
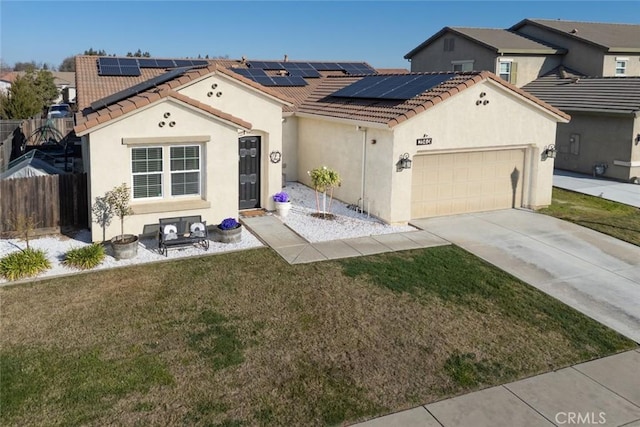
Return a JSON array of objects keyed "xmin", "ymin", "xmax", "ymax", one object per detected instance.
[
  {"xmin": 542, "ymin": 144, "xmax": 557, "ymax": 160},
  {"xmin": 396, "ymin": 153, "xmax": 412, "ymax": 172}
]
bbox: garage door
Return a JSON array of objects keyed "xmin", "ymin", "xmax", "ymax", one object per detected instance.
[{"xmin": 411, "ymin": 149, "xmax": 525, "ymax": 218}]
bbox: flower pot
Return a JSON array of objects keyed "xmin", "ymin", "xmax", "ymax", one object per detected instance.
[
  {"xmin": 111, "ymin": 234, "xmax": 139, "ymax": 260},
  {"xmin": 214, "ymin": 225, "xmax": 242, "ymax": 244},
  {"xmin": 275, "ymin": 201, "xmax": 292, "ymax": 219}
]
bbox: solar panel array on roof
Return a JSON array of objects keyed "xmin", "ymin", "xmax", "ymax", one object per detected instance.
[
  {"xmin": 331, "ymin": 74, "xmax": 456, "ymax": 100},
  {"xmin": 233, "ymin": 60, "xmax": 376, "ymax": 87},
  {"xmin": 90, "ymin": 67, "xmax": 195, "ymax": 110},
  {"xmin": 97, "ymin": 58, "xmax": 208, "ymax": 76}
]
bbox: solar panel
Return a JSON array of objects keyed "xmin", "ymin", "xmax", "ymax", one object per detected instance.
[
  {"xmin": 120, "ymin": 65, "xmax": 142, "ymax": 76},
  {"xmin": 339, "ymin": 63, "xmax": 377, "ymax": 75},
  {"xmin": 270, "ymin": 76, "xmax": 307, "ymax": 86},
  {"xmin": 136, "ymin": 58, "xmax": 160, "ymax": 68},
  {"xmin": 248, "ymin": 61, "xmax": 284, "ymax": 70},
  {"xmin": 232, "ymin": 68, "xmax": 269, "ymax": 78},
  {"xmin": 97, "ymin": 65, "xmax": 123, "ymax": 76},
  {"xmin": 283, "ymin": 63, "xmax": 321, "ymax": 78},
  {"xmin": 118, "ymin": 58, "xmax": 138, "ymax": 67},
  {"xmin": 98, "ymin": 57, "xmax": 142, "ymax": 76},
  {"xmin": 308, "ymin": 62, "xmax": 343, "ymax": 71},
  {"xmin": 331, "ymin": 74, "xmax": 455, "ymax": 100},
  {"xmin": 99, "ymin": 57, "xmax": 119, "ymax": 66},
  {"xmin": 90, "ymin": 66, "xmax": 196, "ymax": 110},
  {"xmin": 174, "ymin": 59, "xmax": 208, "ymax": 68}
]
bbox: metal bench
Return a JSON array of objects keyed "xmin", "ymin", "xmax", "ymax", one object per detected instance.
[{"xmin": 158, "ymin": 215, "xmax": 209, "ymax": 256}]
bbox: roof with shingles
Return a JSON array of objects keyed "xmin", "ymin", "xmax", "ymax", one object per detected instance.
[
  {"xmin": 405, "ymin": 26, "xmax": 565, "ymax": 59},
  {"xmin": 512, "ymin": 19, "xmax": 640, "ymax": 52},
  {"xmin": 74, "ymin": 88, "xmax": 252, "ymax": 135},
  {"xmin": 523, "ymin": 69, "xmax": 640, "ymax": 114},
  {"xmin": 298, "ymin": 71, "xmax": 569, "ymax": 128}
]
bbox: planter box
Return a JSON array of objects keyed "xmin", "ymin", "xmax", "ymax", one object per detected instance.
[
  {"xmin": 213, "ymin": 225, "xmax": 242, "ymax": 243},
  {"xmin": 111, "ymin": 234, "xmax": 139, "ymax": 260}
]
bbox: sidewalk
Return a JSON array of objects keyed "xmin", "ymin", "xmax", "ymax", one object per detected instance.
[
  {"xmin": 241, "ymin": 215, "xmax": 449, "ymax": 264},
  {"xmin": 553, "ymin": 170, "xmax": 640, "ymax": 208},
  {"xmin": 353, "ymin": 349, "xmax": 640, "ymax": 427}
]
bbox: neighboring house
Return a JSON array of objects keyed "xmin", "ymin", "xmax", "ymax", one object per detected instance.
[
  {"xmin": 524, "ymin": 68, "xmax": 640, "ymax": 181},
  {"xmin": 404, "ymin": 27, "xmax": 566, "ymax": 87},
  {"xmin": 405, "ymin": 19, "xmax": 640, "ymax": 87},
  {"xmin": 74, "ymin": 56, "xmax": 568, "ymax": 240}
]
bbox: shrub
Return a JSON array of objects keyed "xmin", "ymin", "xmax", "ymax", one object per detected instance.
[
  {"xmin": 63, "ymin": 244, "xmax": 106, "ymax": 270},
  {"xmin": 0, "ymin": 248, "xmax": 51, "ymax": 281}
]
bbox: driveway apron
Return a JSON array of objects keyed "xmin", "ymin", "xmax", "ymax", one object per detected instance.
[{"xmin": 411, "ymin": 209, "xmax": 640, "ymax": 343}]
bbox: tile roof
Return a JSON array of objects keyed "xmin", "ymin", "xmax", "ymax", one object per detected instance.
[
  {"xmin": 75, "ymin": 56, "xmax": 293, "ymax": 113},
  {"xmin": 74, "ymin": 88, "xmax": 252, "ymax": 135},
  {"xmin": 523, "ymin": 69, "xmax": 640, "ymax": 114},
  {"xmin": 298, "ymin": 71, "xmax": 570, "ymax": 128},
  {"xmin": 512, "ymin": 19, "xmax": 640, "ymax": 52},
  {"xmin": 405, "ymin": 27, "xmax": 565, "ymax": 59}
]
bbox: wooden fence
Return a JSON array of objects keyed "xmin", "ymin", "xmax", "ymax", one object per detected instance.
[{"xmin": 0, "ymin": 173, "xmax": 88, "ymax": 234}]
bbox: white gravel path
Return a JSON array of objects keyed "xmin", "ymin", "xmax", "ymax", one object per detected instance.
[{"xmin": 0, "ymin": 182, "xmax": 415, "ymax": 284}]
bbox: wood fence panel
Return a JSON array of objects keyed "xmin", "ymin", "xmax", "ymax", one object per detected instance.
[{"xmin": 0, "ymin": 173, "xmax": 87, "ymax": 233}]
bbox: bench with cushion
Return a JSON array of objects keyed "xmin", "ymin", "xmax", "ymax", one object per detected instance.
[{"xmin": 158, "ymin": 215, "xmax": 209, "ymax": 256}]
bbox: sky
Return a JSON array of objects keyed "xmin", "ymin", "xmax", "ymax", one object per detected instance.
[{"xmin": 1, "ymin": 0, "xmax": 639, "ymax": 70}]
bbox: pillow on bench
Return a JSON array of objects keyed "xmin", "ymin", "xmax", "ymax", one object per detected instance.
[
  {"xmin": 190, "ymin": 222, "xmax": 206, "ymax": 238},
  {"xmin": 163, "ymin": 224, "xmax": 178, "ymax": 241}
]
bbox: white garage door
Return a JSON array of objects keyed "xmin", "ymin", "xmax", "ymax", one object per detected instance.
[{"xmin": 411, "ymin": 149, "xmax": 525, "ymax": 218}]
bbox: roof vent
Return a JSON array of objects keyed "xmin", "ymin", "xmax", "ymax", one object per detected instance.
[{"xmin": 570, "ymin": 28, "xmax": 578, "ymax": 34}]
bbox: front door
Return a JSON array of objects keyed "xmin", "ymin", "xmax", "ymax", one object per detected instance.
[{"xmin": 239, "ymin": 136, "xmax": 261, "ymax": 209}]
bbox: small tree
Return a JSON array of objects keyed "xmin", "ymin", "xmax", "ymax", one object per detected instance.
[
  {"xmin": 92, "ymin": 195, "xmax": 114, "ymax": 243},
  {"xmin": 308, "ymin": 166, "xmax": 341, "ymax": 217},
  {"xmin": 104, "ymin": 183, "xmax": 133, "ymax": 242},
  {"xmin": 4, "ymin": 213, "xmax": 39, "ymax": 249}
]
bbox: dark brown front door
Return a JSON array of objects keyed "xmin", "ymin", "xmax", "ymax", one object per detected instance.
[{"xmin": 239, "ymin": 136, "xmax": 260, "ymax": 209}]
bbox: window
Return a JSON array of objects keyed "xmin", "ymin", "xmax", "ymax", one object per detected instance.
[
  {"xmin": 615, "ymin": 58, "xmax": 627, "ymax": 76},
  {"xmin": 443, "ymin": 38, "xmax": 455, "ymax": 52},
  {"xmin": 498, "ymin": 60, "xmax": 517, "ymax": 84},
  {"xmin": 170, "ymin": 146, "xmax": 200, "ymax": 196},
  {"xmin": 132, "ymin": 147, "xmax": 163, "ymax": 199},
  {"xmin": 452, "ymin": 60, "xmax": 473, "ymax": 72},
  {"xmin": 131, "ymin": 144, "xmax": 201, "ymax": 200}
]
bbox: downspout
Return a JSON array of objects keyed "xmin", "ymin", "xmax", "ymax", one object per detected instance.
[{"xmin": 358, "ymin": 125, "xmax": 367, "ymax": 212}]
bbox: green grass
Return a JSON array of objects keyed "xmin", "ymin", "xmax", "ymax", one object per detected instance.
[
  {"xmin": 1, "ymin": 247, "xmax": 635, "ymax": 426},
  {"xmin": 540, "ymin": 187, "xmax": 640, "ymax": 246}
]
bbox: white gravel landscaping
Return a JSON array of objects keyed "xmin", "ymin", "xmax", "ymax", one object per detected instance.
[
  {"xmin": 281, "ymin": 181, "xmax": 416, "ymax": 242},
  {"xmin": 0, "ymin": 182, "xmax": 415, "ymax": 284}
]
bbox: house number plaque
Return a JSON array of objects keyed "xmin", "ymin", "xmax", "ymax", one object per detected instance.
[{"xmin": 416, "ymin": 137, "xmax": 432, "ymax": 146}]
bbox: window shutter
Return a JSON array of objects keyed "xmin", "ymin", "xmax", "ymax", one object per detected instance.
[{"xmin": 509, "ymin": 62, "xmax": 518, "ymax": 84}]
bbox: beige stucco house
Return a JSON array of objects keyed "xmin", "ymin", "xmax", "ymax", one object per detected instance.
[
  {"xmin": 74, "ymin": 56, "xmax": 568, "ymax": 241},
  {"xmin": 74, "ymin": 60, "xmax": 292, "ymax": 242},
  {"xmin": 293, "ymin": 71, "xmax": 569, "ymax": 224}
]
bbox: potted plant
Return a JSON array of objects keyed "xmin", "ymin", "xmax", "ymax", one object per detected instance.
[
  {"xmin": 273, "ymin": 191, "xmax": 292, "ymax": 219},
  {"xmin": 213, "ymin": 217, "xmax": 242, "ymax": 243},
  {"xmin": 104, "ymin": 183, "xmax": 138, "ymax": 260}
]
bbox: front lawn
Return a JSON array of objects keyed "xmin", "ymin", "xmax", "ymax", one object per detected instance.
[
  {"xmin": 1, "ymin": 247, "xmax": 635, "ymax": 426},
  {"xmin": 540, "ymin": 187, "xmax": 640, "ymax": 246}
]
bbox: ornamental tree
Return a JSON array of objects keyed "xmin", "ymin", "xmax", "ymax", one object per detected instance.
[
  {"xmin": 104, "ymin": 183, "xmax": 133, "ymax": 241},
  {"xmin": 308, "ymin": 166, "xmax": 341, "ymax": 216}
]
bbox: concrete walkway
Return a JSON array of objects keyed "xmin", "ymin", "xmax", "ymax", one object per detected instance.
[
  {"xmin": 241, "ymin": 215, "xmax": 449, "ymax": 264},
  {"xmin": 411, "ymin": 209, "xmax": 640, "ymax": 343},
  {"xmin": 554, "ymin": 170, "xmax": 640, "ymax": 208},
  {"xmin": 353, "ymin": 349, "xmax": 640, "ymax": 427}
]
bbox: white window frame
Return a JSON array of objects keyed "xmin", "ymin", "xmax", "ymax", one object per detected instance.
[
  {"xmin": 131, "ymin": 146, "xmax": 163, "ymax": 200},
  {"xmin": 169, "ymin": 145, "xmax": 201, "ymax": 197},
  {"xmin": 451, "ymin": 60, "xmax": 474, "ymax": 72},
  {"xmin": 498, "ymin": 59, "xmax": 512, "ymax": 83},
  {"xmin": 615, "ymin": 57, "xmax": 628, "ymax": 76},
  {"xmin": 130, "ymin": 144, "xmax": 202, "ymax": 201}
]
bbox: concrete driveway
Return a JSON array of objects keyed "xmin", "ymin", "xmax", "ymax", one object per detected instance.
[{"xmin": 410, "ymin": 209, "xmax": 640, "ymax": 343}]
